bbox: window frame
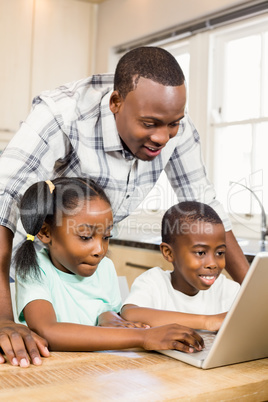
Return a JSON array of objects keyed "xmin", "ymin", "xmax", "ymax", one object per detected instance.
[{"xmin": 208, "ymin": 14, "xmax": 268, "ymax": 239}]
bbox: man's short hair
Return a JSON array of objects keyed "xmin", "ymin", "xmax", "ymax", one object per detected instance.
[
  {"xmin": 161, "ymin": 201, "xmax": 223, "ymax": 244},
  {"xmin": 114, "ymin": 46, "xmax": 185, "ymax": 99}
]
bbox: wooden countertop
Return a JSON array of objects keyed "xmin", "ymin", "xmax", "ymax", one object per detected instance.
[{"xmin": 1, "ymin": 350, "xmax": 267, "ymax": 401}]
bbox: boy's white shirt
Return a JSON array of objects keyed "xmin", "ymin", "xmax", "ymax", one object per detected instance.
[{"xmin": 123, "ymin": 267, "xmax": 240, "ymax": 314}]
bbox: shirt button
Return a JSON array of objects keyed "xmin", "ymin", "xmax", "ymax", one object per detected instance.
[{"xmin": 126, "ymin": 195, "xmax": 130, "ymax": 199}]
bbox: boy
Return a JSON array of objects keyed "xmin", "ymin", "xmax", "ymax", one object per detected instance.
[{"xmin": 121, "ymin": 201, "xmax": 240, "ymax": 331}]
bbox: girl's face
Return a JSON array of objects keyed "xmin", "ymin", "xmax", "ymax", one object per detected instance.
[
  {"xmin": 46, "ymin": 198, "xmax": 113, "ymax": 277},
  {"xmin": 162, "ymin": 222, "xmax": 226, "ymax": 296}
]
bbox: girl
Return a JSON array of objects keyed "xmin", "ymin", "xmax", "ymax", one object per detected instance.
[{"xmin": 14, "ymin": 177, "xmax": 204, "ymax": 363}]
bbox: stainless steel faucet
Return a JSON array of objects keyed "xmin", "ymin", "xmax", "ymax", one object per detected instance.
[{"xmin": 230, "ymin": 181, "xmax": 268, "ymax": 251}]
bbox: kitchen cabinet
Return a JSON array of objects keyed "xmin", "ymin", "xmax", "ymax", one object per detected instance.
[
  {"xmin": 108, "ymin": 244, "xmax": 172, "ymax": 288},
  {"xmin": 0, "ymin": 0, "xmax": 96, "ymax": 148}
]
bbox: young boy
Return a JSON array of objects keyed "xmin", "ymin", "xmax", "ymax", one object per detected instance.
[{"xmin": 121, "ymin": 201, "xmax": 240, "ymax": 331}]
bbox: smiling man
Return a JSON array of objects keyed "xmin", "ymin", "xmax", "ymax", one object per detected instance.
[
  {"xmin": 0, "ymin": 46, "xmax": 249, "ymax": 367},
  {"xmin": 110, "ymin": 77, "xmax": 186, "ymax": 161}
]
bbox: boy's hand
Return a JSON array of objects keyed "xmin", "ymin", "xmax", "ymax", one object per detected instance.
[
  {"xmin": 0, "ymin": 320, "xmax": 50, "ymax": 367},
  {"xmin": 205, "ymin": 313, "xmax": 227, "ymax": 332},
  {"xmin": 142, "ymin": 323, "xmax": 204, "ymax": 353},
  {"xmin": 98, "ymin": 311, "xmax": 150, "ymax": 328}
]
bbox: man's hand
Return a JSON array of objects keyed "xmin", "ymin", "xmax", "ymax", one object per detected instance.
[
  {"xmin": 0, "ymin": 320, "xmax": 50, "ymax": 367},
  {"xmin": 98, "ymin": 311, "xmax": 150, "ymax": 328}
]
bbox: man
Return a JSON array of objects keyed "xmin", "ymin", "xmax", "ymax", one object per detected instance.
[{"xmin": 0, "ymin": 47, "xmax": 249, "ymax": 367}]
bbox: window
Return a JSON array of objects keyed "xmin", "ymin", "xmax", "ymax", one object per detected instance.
[
  {"xmin": 111, "ymin": 12, "xmax": 268, "ymax": 239},
  {"xmin": 210, "ymin": 17, "xmax": 268, "ymax": 226}
]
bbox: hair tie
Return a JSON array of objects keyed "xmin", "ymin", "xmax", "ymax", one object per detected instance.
[
  {"xmin": 26, "ymin": 234, "xmax": 35, "ymax": 242},
  {"xmin": 45, "ymin": 180, "xmax": 55, "ymax": 194}
]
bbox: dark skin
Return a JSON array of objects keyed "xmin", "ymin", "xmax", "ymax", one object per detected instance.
[
  {"xmin": 0, "ymin": 226, "xmax": 49, "ymax": 367},
  {"xmin": 110, "ymin": 77, "xmax": 186, "ymax": 161},
  {"xmin": 109, "ymin": 77, "xmax": 249, "ymax": 282},
  {"xmin": 122, "ymin": 222, "xmax": 229, "ymax": 331},
  {"xmin": 0, "ymin": 77, "xmax": 249, "ymax": 366},
  {"xmin": 21, "ymin": 198, "xmax": 204, "ymax": 354}
]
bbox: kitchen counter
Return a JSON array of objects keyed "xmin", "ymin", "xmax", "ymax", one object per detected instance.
[
  {"xmin": 111, "ymin": 224, "xmax": 267, "ymax": 263},
  {"xmin": 111, "ymin": 226, "xmax": 162, "ymax": 251}
]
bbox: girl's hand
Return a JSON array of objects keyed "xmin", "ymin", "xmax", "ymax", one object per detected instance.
[
  {"xmin": 142, "ymin": 323, "xmax": 204, "ymax": 353},
  {"xmin": 0, "ymin": 320, "xmax": 50, "ymax": 367},
  {"xmin": 98, "ymin": 311, "xmax": 150, "ymax": 328},
  {"xmin": 205, "ymin": 313, "xmax": 227, "ymax": 332}
]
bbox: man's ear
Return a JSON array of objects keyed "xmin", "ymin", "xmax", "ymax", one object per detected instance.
[
  {"xmin": 36, "ymin": 222, "xmax": 52, "ymax": 245},
  {"xmin": 160, "ymin": 242, "xmax": 174, "ymax": 263},
  {"xmin": 109, "ymin": 90, "xmax": 123, "ymax": 114}
]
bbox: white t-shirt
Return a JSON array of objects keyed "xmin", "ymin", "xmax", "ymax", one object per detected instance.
[
  {"xmin": 123, "ymin": 267, "xmax": 240, "ymax": 314},
  {"xmin": 16, "ymin": 249, "xmax": 122, "ymax": 326}
]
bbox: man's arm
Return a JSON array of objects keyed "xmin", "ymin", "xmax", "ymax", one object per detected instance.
[
  {"xmin": 0, "ymin": 226, "xmax": 49, "ymax": 367},
  {"xmin": 225, "ymin": 230, "xmax": 249, "ymax": 284}
]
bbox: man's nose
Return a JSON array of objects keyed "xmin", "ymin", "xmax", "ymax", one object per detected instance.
[{"xmin": 150, "ymin": 126, "xmax": 177, "ymax": 146}]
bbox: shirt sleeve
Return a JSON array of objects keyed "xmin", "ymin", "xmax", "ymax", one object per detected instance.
[
  {"xmin": 123, "ymin": 268, "xmax": 164, "ymax": 309},
  {"xmin": 165, "ymin": 114, "xmax": 231, "ymax": 231},
  {"xmin": 15, "ymin": 268, "xmax": 53, "ymax": 323},
  {"xmin": 0, "ymin": 99, "xmax": 73, "ymax": 233}
]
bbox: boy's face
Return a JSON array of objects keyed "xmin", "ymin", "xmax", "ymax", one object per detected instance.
[
  {"xmin": 110, "ymin": 77, "xmax": 186, "ymax": 161},
  {"xmin": 161, "ymin": 222, "xmax": 226, "ymax": 296}
]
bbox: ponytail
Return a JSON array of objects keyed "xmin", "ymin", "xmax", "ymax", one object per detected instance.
[
  {"xmin": 13, "ymin": 180, "xmax": 55, "ymax": 280},
  {"xmin": 14, "ymin": 177, "xmax": 111, "ymax": 280}
]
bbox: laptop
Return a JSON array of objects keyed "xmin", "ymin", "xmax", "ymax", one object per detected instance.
[{"xmin": 158, "ymin": 252, "xmax": 268, "ymax": 369}]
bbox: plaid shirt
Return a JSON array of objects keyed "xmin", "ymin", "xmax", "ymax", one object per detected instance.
[{"xmin": 0, "ymin": 73, "xmax": 231, "ymax": 234}]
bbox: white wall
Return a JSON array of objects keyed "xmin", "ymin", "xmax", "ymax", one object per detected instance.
[
  {"xmin": 95, "ymin": 0, "xmax": 249, "ymax": 72},
  {"xmin": 31, "ymin": 0, "xmax": 97, "ymax": 98},
  {"xmin": 0, "ymin": 0, "xmax": 97, "ymax": 147}
]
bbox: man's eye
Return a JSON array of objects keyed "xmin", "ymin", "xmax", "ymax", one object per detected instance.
[
  {"xmin": 143, "ymin": 122, "xmax": 155, "ymax": 128},
  {"xmin": 169, "ymin": 122, "xmax": 180, "ymax": 127}
]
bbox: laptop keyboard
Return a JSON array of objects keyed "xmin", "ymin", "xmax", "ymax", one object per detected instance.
[
  {"xmin": 188, "ymin": 331, "xmax": 217, "ymax": 360},
  {"xmin": 201, "ymin": 331, "xmax": 217, "ymax": 351}
]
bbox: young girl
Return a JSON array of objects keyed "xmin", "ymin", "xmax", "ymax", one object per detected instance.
[{"xmin": 14, "ymin": 177, "xmax": 204, "ymax": 365}]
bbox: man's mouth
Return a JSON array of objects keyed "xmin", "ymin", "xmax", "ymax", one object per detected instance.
[
  {"xmin": 145, "ymin": 145, "xmax": 162, "ymax": 151},
  {"xmin": 143, "ymin": 145, "xmax": 162, "ymax": 157}
]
